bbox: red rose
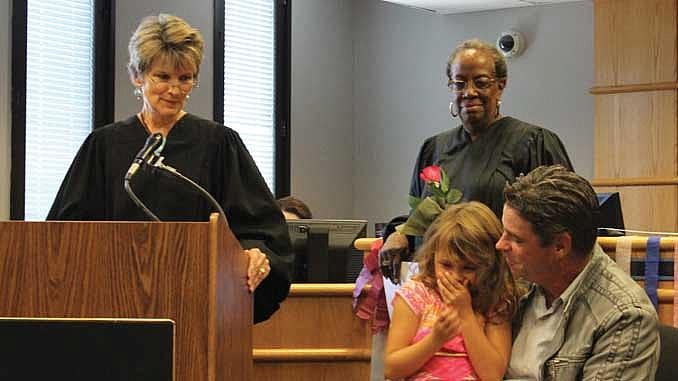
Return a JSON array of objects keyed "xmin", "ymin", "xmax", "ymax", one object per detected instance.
[{"xmin": 419, "ymin": 166, "xmax": 442, "ymax": 184}]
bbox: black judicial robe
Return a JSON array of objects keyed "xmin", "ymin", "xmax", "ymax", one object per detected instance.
[
  {"xmin": 410, "ymin": 116, "xmax": 573, "ymax": 219},
  {"xmin": 47, "ymin": 113, "xmax": 292, "ymax": 323}
]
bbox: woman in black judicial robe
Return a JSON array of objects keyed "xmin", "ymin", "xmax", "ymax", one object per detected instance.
[
  {"xmin": 47, "ymin": 14, "xmax": 291, "ymax": 324},
  {"xmin": 380, "ymin": 39, "xmax": 573, "ymax": 283}
]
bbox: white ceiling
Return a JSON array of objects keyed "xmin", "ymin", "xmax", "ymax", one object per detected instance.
[{"xmin": 382, "ymin": 0, "xmax": 587, "ymax": 14}]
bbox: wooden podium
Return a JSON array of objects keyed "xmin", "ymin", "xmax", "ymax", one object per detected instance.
[{"xmin": 0, "ymin": 213, "xmax": 251, "ymax": 380}]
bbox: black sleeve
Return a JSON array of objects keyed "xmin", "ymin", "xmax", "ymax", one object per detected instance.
[
  {"xmin": 46, "ymin": 132, "xmax": 106, "ymax": 220},
  {"xmin": 219, "ymin": 129, "xmax": 293, "ymax": 324},
  {"xmin": 531, "ymin": 129, "xmax": 574, "ymax": 171}
]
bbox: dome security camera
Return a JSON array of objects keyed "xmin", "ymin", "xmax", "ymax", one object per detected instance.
[{"xmin": 497, "ymin": 31, "xmax": 525, "ymax": 58}]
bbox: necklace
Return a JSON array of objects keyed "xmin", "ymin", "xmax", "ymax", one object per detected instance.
[
  {"xmin": 138, "ymin": 111, "xmax": 184, "ymax": 135},
  {"xmin": 138, "ymin": 112, "xmax": 152, "ymax": 133}
]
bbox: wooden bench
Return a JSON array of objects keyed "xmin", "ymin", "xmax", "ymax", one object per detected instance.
[
  {"xmin": 252, "ymin": 284, "xmax": 372, "ymax": 380},
  {"xmin": 356, "ymin": 237, "xmax": 676, "ymax": 325}
]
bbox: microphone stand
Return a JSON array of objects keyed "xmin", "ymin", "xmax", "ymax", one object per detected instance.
[
  {"xmin": 124, "ymin": 154, "xmax": 227, "ymax": 224},
  {"xmin": 124, "ymin": 177, "xmax": 161, "ymax": 221},
  {"xmin": 153, "ymin": 157, "xmax": 228, "ymax": 224}
]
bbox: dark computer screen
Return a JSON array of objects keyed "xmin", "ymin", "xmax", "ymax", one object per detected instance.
[
  {"xmin": 596, "ymin": 192, "xmax": 625, "ymax": 236},
  {"xmin": 287, "ymin": 219, "xmax": 367, "ymax": 283},
  {"xmin": 0, "ymin": 318, "xmax": 174, "ymax": 380}
]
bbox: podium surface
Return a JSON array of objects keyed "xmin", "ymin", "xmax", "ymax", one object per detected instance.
[{"xmin": 0, "ymin": 214, "xmax": 251, "ymax": 380}]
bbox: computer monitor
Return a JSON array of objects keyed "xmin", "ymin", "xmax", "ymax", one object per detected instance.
[
  {"xmin": 596, "ymin": 192, "xmax": 625, "ymax": 236},
  {"xmin": 0, "ymin": 318, "xmax": 174, "ymax": 380},
  {"xmin": 287, "ymin": 219, "xmax": 367, "ymax": 283}
]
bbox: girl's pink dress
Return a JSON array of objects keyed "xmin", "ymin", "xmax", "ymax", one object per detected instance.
[{"xmin": 394, "ymin": 280, "xmax": 479, "ymax": 381}]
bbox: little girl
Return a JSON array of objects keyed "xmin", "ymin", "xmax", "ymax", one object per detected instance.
[{"xmin": 384, "ymin": 202, "xmax": 520, "ymax": 381}]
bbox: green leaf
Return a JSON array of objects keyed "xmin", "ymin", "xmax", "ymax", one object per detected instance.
[
  {"xmin": 397, "ymin": 197, "xmax": 444, "ymax": 236},
  {"xmin": 407, "ymin": 195, "xmax": 422, "ymax": 210},
  {"xmin": 446, "ymin": 188, "xmax": 463, "ymax": 204},
  {"xmin": 430, "ymin": 186, "xmax": 444, "ymax": 199},
  {"xmin": 440, "ymin": 169, "xmax": 450, "ymax": 193}
]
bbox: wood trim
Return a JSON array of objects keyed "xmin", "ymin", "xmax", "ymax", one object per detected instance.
[
  {"xmin": 598, "ymin": 236, "xmax": 678, "ymax": 250},
  {"xmin": 658, "ymin": 289, "xmax": 675, "ymax": 302},
  {"xmin": 207, "ymin": 214, "xmax": 219, "ymax": 381},
  {"xmin": 253, "ymin": 349, "xmax": 371, "ymax": 362},
  {"xmin": 591, "ymin": 177, "xmax": 678, "ymax": 187},
  {"xmin": 289, "ymin": 284, "xmax": 360, "ymax": 297},
  {"xmin": 354, "ymin": 238, "xmax": 379, "ymax": 251},
  {"xmin": 590, "ymin": 82, "xmax": 678, "ymax": 94}
]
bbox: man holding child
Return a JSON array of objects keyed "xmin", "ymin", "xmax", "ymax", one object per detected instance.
[{"xmin": 497, "ymin": 165, "xmax": 659, "ymax": 380}]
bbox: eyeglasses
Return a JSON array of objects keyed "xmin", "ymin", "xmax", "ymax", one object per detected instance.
[
  {"xmin": 448, "ymin": 77, "xmax": 496, "ymax": 93},
  {"xmin": 145, "ymin": 73, "xmax": 197, "ymax": 92}
]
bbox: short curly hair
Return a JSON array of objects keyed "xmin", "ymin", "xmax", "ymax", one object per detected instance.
[
  {"xmin": 127, "ymin": 14, "xmax": 204, "ymax": 79},
  {"xmin": 446, "ymin": 38, "xmax": 507, "ymax": 81}
]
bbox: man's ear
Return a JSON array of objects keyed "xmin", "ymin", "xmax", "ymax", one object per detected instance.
[{"xmin": 553, "ymin": 232, "xmax": 572, "ymax": 260}]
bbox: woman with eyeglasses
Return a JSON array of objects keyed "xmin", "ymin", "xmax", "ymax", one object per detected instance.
[
  {"xmin": 379, "ymin": 39, "xmax": 573, "ymax": 281},
  {"xmin": 47, "ymin": 14, "xmax": 292, "ymax": 324},
  {"xmin": 370, "ymin": 37, "xmax": 574, "ymax": 381}
]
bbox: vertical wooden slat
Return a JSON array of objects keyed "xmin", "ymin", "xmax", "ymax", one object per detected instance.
[{"xmin": 594, "ymin": 0, "xmax": 678, "ymax": 232}]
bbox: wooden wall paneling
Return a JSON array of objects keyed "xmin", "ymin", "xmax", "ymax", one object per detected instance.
[
  {"xmin": 253, "ymin": 293, "xmax": 370, "ymax": 348},
  {"xmin": 594, "ymin": 91, "xmax": 677, "ymax": 178},
  {"xmin": 594, "ymin": 0, "xmax": 677, "ymax": 86},
  {"xmin": 254, "ymin": 363, "xmax": 368, "ymax": 381},
  {"xmin": 595, "ymin": 185, "xmax": 678, "ymax": 232},
  {"xmin": 252, "ymin": 284, "xmax": 372, "ymax": 381}
]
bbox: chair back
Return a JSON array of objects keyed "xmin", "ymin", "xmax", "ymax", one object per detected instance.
[{"xmin": 657, "ymin": 324, "xmax": 678, "ymax": 381}]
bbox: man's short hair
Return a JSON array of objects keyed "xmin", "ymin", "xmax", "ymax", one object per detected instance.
[
  {"xmin": 277, "ymin": 196, "xmax": 313, "ymax": 219},
  {"xmin": 503, "ymin": 165, "xmax": 599, "ymax": 256}
]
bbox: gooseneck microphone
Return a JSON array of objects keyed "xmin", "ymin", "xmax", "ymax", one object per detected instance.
[
  {"xmin": 124, "ymin": 132, "xmax": 165, "ymax": 181},
  {"xmin": 123, "ymin": 132, "xmax": 228, "ymax": 224},
  {"xmin": 123, "ymin": 132, "xmax": 166, "ymax": 221}
]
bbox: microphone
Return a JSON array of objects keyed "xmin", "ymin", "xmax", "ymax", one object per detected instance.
[{"xmin": 125, "ymin": 132, "xmax": 165, "ymax": 180}]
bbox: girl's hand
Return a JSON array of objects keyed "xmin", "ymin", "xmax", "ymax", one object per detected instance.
[
  {"xmin": 437, "ymin": 273, "xmax": 474, "ymax": 320},
  {"xmin": 431, "ymin": 307, "xmax": 462, "ymax": 346}
]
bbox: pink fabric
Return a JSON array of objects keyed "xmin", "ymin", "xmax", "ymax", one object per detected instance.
[
  {"xmin": 353, "ymin": 238, "xmax": 390, "ymax": 333},
  {"xmin": 395, "ymin": 281, "xmax": 479, "ymax": 381},
  {"xmin": 674, "ymin": 240, "xmax": 678, "ymax": 327}
]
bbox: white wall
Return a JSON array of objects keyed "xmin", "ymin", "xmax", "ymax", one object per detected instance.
[
  {"xmin": 115, "ymin": 0, "xmax": 214, "ymax": 121},
  {"xmin": 0, "ymin": 1, "xmax": 11, "ymax": 219},
  {"xmin": 290, "ymin": 0, "xmax": 356, "ymax": 220},
  {"xmin": 291, "ymin": 0, "xmax": 593, "ymax": 234},
  {"xmin": 3, "ymin": 0, "xmax": 594, "ymax": 227}
]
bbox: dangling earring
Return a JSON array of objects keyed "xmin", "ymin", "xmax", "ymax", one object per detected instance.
[
  {"xmin": 496, "ymin": 100, "xmax": 501, "ymax": 117},
  {"xmin": 185, "ymin": 94, "xmax": 190, "ymax": 100},
  {"xmin": 449, "ymin": 102, "xmax": 458, "ymax": 118},
  {"xmin": 133, "ymin": 87, "xmax": 142, "ymax": 100}
]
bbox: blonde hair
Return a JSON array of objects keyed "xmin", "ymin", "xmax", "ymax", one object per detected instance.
[
  {"xmin": 413, "ymin": 202, "xmax": 520, "ymax": 323},
  {"xmin": 127, "ymin": 14, "xmax": 204, "ymax": 79}
]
